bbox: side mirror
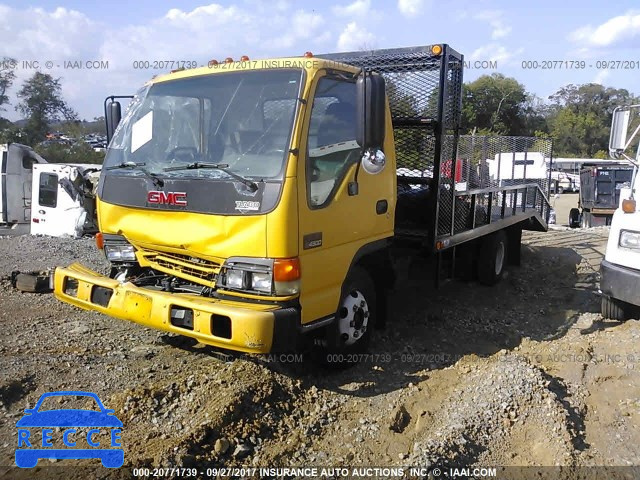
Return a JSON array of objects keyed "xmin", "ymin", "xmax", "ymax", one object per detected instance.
[
  {"xmin": 356, "ymin": 72, "xmax": 386, "ymax": 150},
  {"xmin": 610, "ymin": 108, "xmax": 630, "ymax": 157},
  {"xmin": 105, "ymin": 101, "xmax": 122, "ymax": 143}
]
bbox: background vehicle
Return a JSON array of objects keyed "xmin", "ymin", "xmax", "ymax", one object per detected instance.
[
  {"xmin": 600, "ymin": 105, "xmax": 640, "ymax": 320},
  {"xmin": 54, "ymin": 45, "xmax": 552, "ymax": 362},
  {"xmin": 569, "ymin": 163, "xmax": 634, "ymax": 228},
  {"xmin": 0, "ymin": 143, "xmax": 46, "ymax": 234},
  {"xmin": 31, "ymin": 163, "xmax": 101, "ymax": 237},
  {"xmin": 550, "ymin": 171, "xmax": 579, "ymax": 194}
]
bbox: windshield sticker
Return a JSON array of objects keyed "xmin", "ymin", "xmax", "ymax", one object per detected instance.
[
  {"xmin": 235, "ymin": 200, "xmax": 260, "ymax": 212},
  {"xmin": 130, "ymin": 111, "xmax": 153, "ymax": 153}
]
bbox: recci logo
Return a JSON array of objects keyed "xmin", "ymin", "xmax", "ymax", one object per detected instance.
[
  {"xmin": 15, "ymin": 391, "xmax": 124, "ymax": 468},
  {"xmin": 147, "ymin": 191, "xmax": 187, "ymax": 206}
]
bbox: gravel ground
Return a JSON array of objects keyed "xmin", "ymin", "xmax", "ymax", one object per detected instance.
[{"xmin": 1, "ymin": 228, "xmax": 639, "ymax": 479}]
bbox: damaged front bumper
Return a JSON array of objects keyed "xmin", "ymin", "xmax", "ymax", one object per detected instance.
[{"xmin": 54, "ymin": 263, "xmax": 300, "ymax": 353}]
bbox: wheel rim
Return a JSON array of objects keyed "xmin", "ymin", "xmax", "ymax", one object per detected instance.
[
  {"xmin": 337, "ymin": 290, "xmax": 370, "ymax": 346},
  {"xmin": 495, "ymin": 242, "xmax": 505, "ymax": 276}
]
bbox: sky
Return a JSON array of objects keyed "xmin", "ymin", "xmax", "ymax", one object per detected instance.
[{"xmin": 0, "ymin": 0, "xmax": 639, "ymax": 121}]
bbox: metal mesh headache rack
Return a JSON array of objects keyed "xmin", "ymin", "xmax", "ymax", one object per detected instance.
[{"xmin": 319, "ymin": 44, "xmax": 552, "ymax": 251}]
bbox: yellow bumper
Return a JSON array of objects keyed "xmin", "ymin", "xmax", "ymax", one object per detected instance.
[{"xmin": 54, "ymin": 263, "xmax": 299, "ymax": 354}]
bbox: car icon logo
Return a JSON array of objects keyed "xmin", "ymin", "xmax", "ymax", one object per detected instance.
[{"xmin": 15, "ymin": 390, "xmax": 124, "ymax": 468}]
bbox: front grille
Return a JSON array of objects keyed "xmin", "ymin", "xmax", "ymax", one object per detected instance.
[{"xmin": 139, "ymin": 249, "xmax": 220, "ymax": 286}]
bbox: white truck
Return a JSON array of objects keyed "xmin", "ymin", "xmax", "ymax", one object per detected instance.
[
  {"xmin": 600, "ymin": 105, "xmax": 640, "ymax": 320},
  {"xmin": 0, "ymin": 143, "xmax": 47, "ymax": 234},
  {"xmin": 30, "ymin": 163, "xmax": 101, "ymax": 238}
]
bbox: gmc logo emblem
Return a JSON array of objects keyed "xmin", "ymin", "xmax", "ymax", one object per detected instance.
[{"xmin": 147, "ymin": 191, "xmax": 187, "ymax": 206}]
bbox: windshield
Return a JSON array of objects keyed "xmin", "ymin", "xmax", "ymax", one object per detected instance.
[{"xmin": 105, "ymin": 69, "xmax": 303, "ymax": 181}]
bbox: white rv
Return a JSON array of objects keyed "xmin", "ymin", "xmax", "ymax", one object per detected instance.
[
  {"xmin": 0, "ymin": 143, "xmax": 47, "ymax": 233},
  {"xmin": 31, "ymin": 163, "xmax": 101, "ymax": 238}
]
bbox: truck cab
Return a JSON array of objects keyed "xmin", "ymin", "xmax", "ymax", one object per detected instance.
[
  {"xmin": 600, "ymin": 105, "xmax": 640, "ymax": 319},
  {"xmin": 55, "ymin": 54, "xmax": 396, "ymax": 356},
  {"xmin": 0, "ymin": 143, "xmax": 46, "ymax": 234}
]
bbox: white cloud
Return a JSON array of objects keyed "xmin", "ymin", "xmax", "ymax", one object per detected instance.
[
  {"xmin": 0, "ymin": 3, "xmax": 334, "ymax": 121},
  {"xmin": 469, "ymin": 43, "xmax": 523, "ymax": 65},
  {"xmin": 474, "ymin": 10, "xmax": 512, "ymax": 40},
  {"xmin": 593, "ymin": 69, "xmax": 610, "ymax": 85},
  {"xmin": 569, "ymin": 11, "xmax": 640, "ymax": 47},
  {"xmin": 337, "ymin": 22, "xmax": 376, "ymax": 51},
  {"xmin": 397, "ymin": 0, "xmax": 425, "ymax": 18},
  {"xmin": 332, "ymin": 0, "xmax": 371, "ymax": 17}
]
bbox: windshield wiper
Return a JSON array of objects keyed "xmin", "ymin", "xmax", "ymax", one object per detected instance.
[
  {"xmin": 163, "ymin": 162, "xmax": 258, "ymax": 192},
  {"xmin": 105, "ymin": 161, "xmax": 164, "ymax": 187}
]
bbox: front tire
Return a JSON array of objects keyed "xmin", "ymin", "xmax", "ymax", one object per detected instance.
[
  {"xmin": 601, "ymin": 296, "xmax": 629, "ymax": 321},
  {"xmin": 321, "ymin": 267, "xmax": 376, "ymax": 366}
]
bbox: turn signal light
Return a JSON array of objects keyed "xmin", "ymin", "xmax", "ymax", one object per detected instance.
[
  {"xmin": 622, "ymin": 198, "xmax": 637, "ymax": 213},
  {"xmin": 209, "ymin": 59, "xmax": 219, "ymax": 66},
  {"xmin": 224, "ymin": 57, "xmax": 233, "ymax": 63},
  {"xmin": 304, "ymin": 51, "xmax": 313, "ymax": 58},
  {"xmin": 274, "ymin": 258, "xmax": 301, "ymax": 282},
  {"xmin": 95, "ymin": 232, "xmax": 104, "ymax": 250},
  {"xmin": 240, "ymin": 55, "xmax": 250, "ymax": 61}
]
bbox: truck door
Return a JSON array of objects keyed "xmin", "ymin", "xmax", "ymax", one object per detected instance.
[
  {"xmin": 297, "ymin": 73, "xmax": 394, "ymax": 324},
  {"xmin": 5, "ymin": 144, "xmax": 39, "ymax": 223},
  {"xmin": 31, "ymin": 165, "xmax": 81, "ymax": 236}
]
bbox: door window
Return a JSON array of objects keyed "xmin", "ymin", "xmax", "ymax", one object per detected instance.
[
  {"xmin": 306, "ymin": 77, "xmax": 359, "ymax": 208},
  {"xmin": 38, "ymin": 173, "xmax": 58, "ymax": 208}
]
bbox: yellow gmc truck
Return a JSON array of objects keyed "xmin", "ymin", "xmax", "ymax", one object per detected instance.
[{"xmin": 54, "ymin": 45, "xmax": 552, "ymax": 361}]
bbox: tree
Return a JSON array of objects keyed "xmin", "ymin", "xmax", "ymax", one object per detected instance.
[
  {"xmin": 547, "ymin": 83, "xmax": 637, "ymax": 156},
  {"xmin": 461, "ymin": 73, "xmax": 531, "ymax": 135},
  {"xmin": 0, "ymin": 57, "xmax": 16, "ymax": 113},
  {"xmin": 16, "ymin": 72, "xmax": 77, "ymax": 144}
]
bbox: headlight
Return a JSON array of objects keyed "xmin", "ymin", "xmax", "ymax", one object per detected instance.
[
  {"xmin": 250, "ymin": 272, "xmax": 273, "ymax": 293},
  {"xmin": 104, "ymin": 244, "xmax": 136, "ymax": 262},
  {"xmin": 225, "ymin": 269, "xmax": 246, "ymax": 289},
  {"xmin": 620, "ymin": 230, "xmax": 640, "ymax": 250},
  {"xmin": 218, "ymin": 257, "xmax": 299, "ymax": 296}
]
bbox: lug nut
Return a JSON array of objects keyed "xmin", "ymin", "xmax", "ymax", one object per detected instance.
[
  {"xmin": 353, "ymin": 305, "xmax": 358, "ymax": 312},
  {"xmin": 354, "ymin": 331, "xmax": 359, "ymax": 338},
  {"xmin": 364, "ymin": 311, "xmax": 370, "ymax": 318},
  {"xmin": 360, "ymin": 300, "xmax": 365, "ymax": 307},
  {"xmin": 350, "ymin": 320, "xmax": 356, "ymax": 327},
  {"xmin": 341, "ymin": 333, "xmax": 349, "ymax": 341}
]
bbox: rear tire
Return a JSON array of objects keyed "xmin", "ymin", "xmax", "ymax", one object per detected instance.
[
  {"xmin": 601, "ymin": 296, "xmax": 629, "ymax": 321},
  {"xmin": 477, "ymin": 231, "xmax": 507, "ymax": 286},
  {"xmin": 320, "ymin": 267, "xmax": 375, "ymax": 367},
  {"xmin": 569, "ymin": 208, "xmax": 581, "ymax": 228}
]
